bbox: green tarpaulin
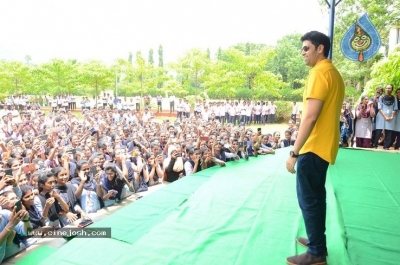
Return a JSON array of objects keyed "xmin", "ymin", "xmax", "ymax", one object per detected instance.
[{"xmin": 22, "ymin": 148, "xmax": 400, "ymax": 265}]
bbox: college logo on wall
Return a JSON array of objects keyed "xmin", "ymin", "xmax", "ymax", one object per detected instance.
[{"xmin": 340, "ymin": 13, "xmax": 381, "ymax": 62}]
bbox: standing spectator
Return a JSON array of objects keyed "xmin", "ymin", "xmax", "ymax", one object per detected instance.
[
  {"xmin": 340, "ymin": 101, "xmax": 354, "ymax": 147},
  {"xmin": 71, "ymin": 94, "xmax": 76, "ymax": 110},
  {"xmin": 373, "ymin": 84, "xmax": 398, "ymax": 149},
  {"xmin": 269, "ymin": 102, "xmax": 277, "ymax": 123},
  {"xmin": 355, "ymin": 95, "xmax": 373, "ymax": 148},
  {"xmin": 176, "ymin": 99, "xmax": 184, "ymax": 120},
  {"xmin": 265, "ymin": 102, "xmax": 271, "ymax": 124},
  {"xmin": 369, "ymin": 87, "xmax": 383, "ymax": 146},
  {"xmin": 169, "ymin": 94, "xmax": 175, "ymax": 113},
  {"xmin": 135, "ymin": 95, "xmax": 141, "ymax": 111},
  {"xmin": 291, "ymin": 102, "xmax": 298, "ymax": 122},
  {"xmin": 394, "ymin": 88, "xmax": 400, "ymax": 150},
  {"xmin": 156, "ymin": 94, "xmax": 163, "ymax": 113}
]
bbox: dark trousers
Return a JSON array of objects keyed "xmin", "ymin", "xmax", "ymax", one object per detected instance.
[
  {"xmin": 170, "ymin": 102, "xmax": 174, "ymax": 112},
  {"xmin": 296, "ymin": 152, "xmax": 329, "ymax": 256},
  {"xmin": 269, "ymin": 114, "xmax": 276, "ymax": 123},
  {"xmin": 373, "ymin": 129, "xmax": 393, "ymax": 149},
  {"xmin": 394, "ymin": 131, "xmax": 400, "ymax": 149}
]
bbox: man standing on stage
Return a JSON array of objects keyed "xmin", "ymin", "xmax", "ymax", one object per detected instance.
[{"xmin": 285, "ymin": 31, "xmax": 345, "ymax": 265}]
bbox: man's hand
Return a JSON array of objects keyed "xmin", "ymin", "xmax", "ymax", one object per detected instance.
[{"xmin": 286, "ymin": 157, "xmax": 297, "ymax": 174}]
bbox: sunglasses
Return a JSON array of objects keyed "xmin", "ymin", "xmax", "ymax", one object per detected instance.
[{"xmin": 301, "ymin": 46, "xmax": 310, "ymax": 52}]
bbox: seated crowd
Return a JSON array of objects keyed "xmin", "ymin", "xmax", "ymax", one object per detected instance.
[{"xmin": 0, "ymin": 99, "xmax": 297, "ymax": 263}]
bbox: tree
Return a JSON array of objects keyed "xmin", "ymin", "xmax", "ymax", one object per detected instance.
[
  {"xmin": 33, "ymin": 59, "xmax": 79, "ymax": 95},
  {"xmin": 269, "ymin": 33, "xmax": 308, "ymax": 88},
  {"xmin": 169, "ymin": 48, "xmax": 211, "ymax": 97},
  {"xmin": 122, "ymin": 52, "xmax": 160, "ymax": 96},
  {"xmin": 204, "ymin": 47, "xmax": 286, "ymax": 100},
  {"xmin": 79, "ymin": 60, "xmax": 114, "ymax": 105},
  {"xmin": 367, "ymin": 49, "xmax": 400, "ymax": 93},
  {"xmin": 158, "ymin": 45, "xmax": 163, "ymax": 67},
  {"xmin": 25, "ymin": 55, "xmax": 32, "ymax": 65},
  {"xmin": 157, "ymin": 45, "xmax": 164, "ymax": 88},
  {"xmin": 148, "ymin": 49, "xmax": 154, "ymax": 66},
  {"xmin": 0, "ymin": 60, "xmax": 32, "ymax": 95}
]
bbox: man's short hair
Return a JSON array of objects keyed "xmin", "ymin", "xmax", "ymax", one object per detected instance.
[{"xmin": 300, "ymin": 31, "xmax": 331, "ymax": 57}]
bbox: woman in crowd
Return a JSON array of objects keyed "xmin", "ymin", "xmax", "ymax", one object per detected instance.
[
  {"xmin": 394, "ymin": 88, "xmax": 400, "ymax": 150},
  {"xmin": 20, "ymin": 185, "xmax": 53, "ymax": 235},
  {"xmin": 143, "ymin": 153, "xmax": 163, "ymax": 185},
  {"xmin": 101, "ymin": 163, "xmax": 128, "ymax": 206},
  {"xmin": 355, "ymin": 95, "xmax": 373, "ymax": 148},
  {"xmin": 373, "ymin": 84, "xmax": 398, "ymax": 149},
  {"xmin": 52, "ymin": 166, "xmax": 90, "ymax": 226},
  {"xmin": 270, "ymin": 131, "xmax": 281, "ymax": 150},
  {"xmin": 71, "ymin": 160, "xmax": 103, "ymax": 214},
  {"xmin": 184, "ymin": 148, "xmax": 201, "ymax": 176},
  {"xmin": 280, "ymin": 130, "xmax": 295, "ymax": 148},
  {"xmin": 163, "ymin": 146, "xmax": 184, "ymax": 182},
  {"xmin": 201, "ymin": 148, "xmax": 225, "ymax": 170},
  {"xmin": 35, "ymin": 172, "xmax": 69, "ymax": 228}
]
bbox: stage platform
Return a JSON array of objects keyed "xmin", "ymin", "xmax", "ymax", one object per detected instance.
[{"xmin": 18, "ymin": 148, "xmax": 400, "ymax": 265}]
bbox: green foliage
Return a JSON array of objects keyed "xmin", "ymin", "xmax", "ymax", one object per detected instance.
[
  {"xmin": 204, "ymin": 47, "xmax": 286, "ymax": 99},
  {"xmin": 366, "ymin": 50, "xmax": 400, "ymax": 94},
  {"xmin": 344, "ymin": 86, "xmax": 363, "ymax": 100},
  {"xmin": 158, "ymin": 45, "xmax": 163, "ymax": 67},
  {"xmin": 269, "ymin": 33, "xmax": 308, "ymax": 87},
  {"xmin": 276, "ymin": 87, "xmax": 303, "ymax": 102},
  {"xmin": 148, "ymin": 49, "xmax": 154, "ymax": 66},
  {"xmin": 275, "ymin": 101, "xmax": 293, "ymax": 123},
  {"xmin": 0, "ymin": 60, "xmax": 32, "ymax": 94},
  {"xmin": 79, "ymin": 60, "xmax": 114, "ymax": 102},
  {"xmin": 33, "ymin": 59, "xmax": 79, "ymax": 95}
]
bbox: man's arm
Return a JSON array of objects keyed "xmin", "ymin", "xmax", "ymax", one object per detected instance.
[
  {"xmin": 292, "ymin": 98, "xmax": 324, "ymax": 155},
  {"xmin": 286, "ymin": 98, "xmax": 324, "ymax": 174}
]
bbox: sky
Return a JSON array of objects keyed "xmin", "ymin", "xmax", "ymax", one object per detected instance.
[{"xmin": 0, "ymin": 0, "xmax": 328, "ymax": 65}]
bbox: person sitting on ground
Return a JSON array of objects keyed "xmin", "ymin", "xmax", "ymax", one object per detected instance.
[
  {"xmin": 52, "ymin": 166, "xmax": 90, "ymax": 226},
  {"xmin": 143, "ymin": 153, "xmax": 163, "ymax": 185},
  {"xmin": 100, "ymin": 163, "xmax": 128, "ymax": 207},
  {"xmin": 34, "ymin": 172, "xmax": 69, "ymax": 229},
  {"xmin": 0, "ymin": 194, "xmax": 32, "ymax": 263},
  {"xmin": 71, "ymin": 160, "xmax": 103, "ymax": 214},
  {"xmin": 200, "ymin": 148, "xmax": 225, "ymax": 170},
  {"xmin": 184, "ymin": 148, "xmax": 201, "ymax": 176},
  {"xmin": 270, "ymin": 131, "xmax": 281, "ymax": 149},
  {"xmin": 259, "ymin": 135, "xmax": 275, "ymax": 154},
  {"xmin": 280, "ymin": 130, "xmax": 295, "ymax": 148},
  {"xmin": 163, "ymin": 146, "xmax": 184, "ymax": 182}
]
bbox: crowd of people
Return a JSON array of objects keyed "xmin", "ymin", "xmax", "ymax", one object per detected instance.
[
  {"xmin": 340, "ymin": 85, "xmax": 400, "ymax": 150},
  {"xmin": 0, "ymin": 96, "xmax": 300, "ymax": 263}
]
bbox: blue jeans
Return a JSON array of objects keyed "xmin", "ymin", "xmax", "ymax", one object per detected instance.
[{"xmin": 296, "ymin": 152, "xmax": 329, "ymax": 256}]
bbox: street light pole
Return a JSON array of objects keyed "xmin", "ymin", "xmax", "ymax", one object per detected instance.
[{"xmin": 325, "ymin": 0, "xmax": 342, "ymax": 59}]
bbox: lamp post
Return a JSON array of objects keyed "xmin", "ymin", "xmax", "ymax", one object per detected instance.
[{"xmin": 325, "ymin": 0, "xmax": 342, "ymax": 59}]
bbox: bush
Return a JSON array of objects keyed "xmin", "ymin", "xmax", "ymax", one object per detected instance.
[{"xmin": 275, "ymin": 101, "xmax": 292, "ymax": 123}]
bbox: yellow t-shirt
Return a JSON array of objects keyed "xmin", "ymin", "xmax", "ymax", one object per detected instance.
[{"xmin": 300, "ymin": 59, "xmax": 345, "ymax": 164}]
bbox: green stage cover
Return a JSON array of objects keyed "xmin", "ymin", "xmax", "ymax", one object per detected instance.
[{"xmin": 25, "ymin": 148, "xmax": 399, "ymax": 265}]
